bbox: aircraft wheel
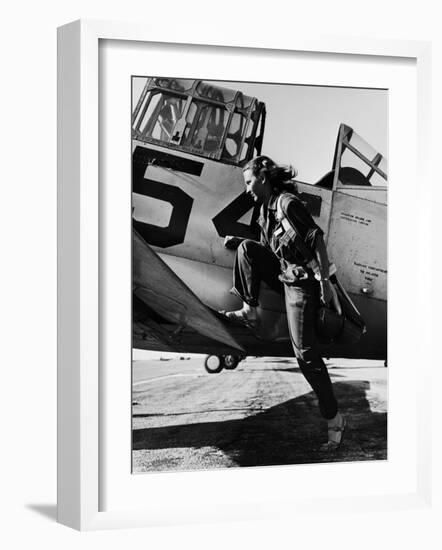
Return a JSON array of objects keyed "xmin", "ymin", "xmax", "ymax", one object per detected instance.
[
  {"xmin": 204, "ymin": 355, "xmax": 224, "ymax": 374},
  {"xmin": 223, "ymin": 355, "xmax": 241, "ymax": 370}
]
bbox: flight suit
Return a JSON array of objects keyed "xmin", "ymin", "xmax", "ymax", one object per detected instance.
[{"xmin": 231, "ymin": 192, "xmax": 338, "ymax": 420}]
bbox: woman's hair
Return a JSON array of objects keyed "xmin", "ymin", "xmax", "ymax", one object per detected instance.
[{"xmin": 243, "ymin": 155, "xmax": 298, "ymax": 193}]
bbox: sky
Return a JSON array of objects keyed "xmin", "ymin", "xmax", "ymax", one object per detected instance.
[{"xmin": 132, "ymin": 77, "xmax": 388, "ymax": 183}]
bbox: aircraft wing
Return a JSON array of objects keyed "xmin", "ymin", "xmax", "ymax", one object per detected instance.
[{"xmin": 133, "ymin": 230, "xmax": 244, "ymax": 353}]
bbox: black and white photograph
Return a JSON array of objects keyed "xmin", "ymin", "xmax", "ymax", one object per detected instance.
[
  {"xmin": 4, "ymin": 0, "xmax": 439, "ymax": 542},
  {"xmin": 131, "ymin": 76, "xmax": 388, "ymax": 473}
]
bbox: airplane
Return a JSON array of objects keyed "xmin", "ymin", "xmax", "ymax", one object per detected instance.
[{"xmin": 132, "ymin": 77, "xmax": 387, "ymax": 373}]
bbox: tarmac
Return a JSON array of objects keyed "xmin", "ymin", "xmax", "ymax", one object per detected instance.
[{"xmin": 132, "ymin": 356, "xmax": 387, "ymax": 473}]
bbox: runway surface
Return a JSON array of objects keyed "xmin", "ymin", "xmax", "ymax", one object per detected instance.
[{"xmin": 132, "ymin": 356, "xmax": 387, "ymax": 473}]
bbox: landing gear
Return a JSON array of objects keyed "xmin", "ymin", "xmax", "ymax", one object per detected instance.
[
  {"xmin": 204, "ymin": 354, "xmax": 243, "ymax": 374},
  {"xmin": 204, "ymin": 355, "xmax": 224, "ymax": 374},
  {"xmin": 223, "ymin": 355, "xmax": 240, "ymax": 370}
]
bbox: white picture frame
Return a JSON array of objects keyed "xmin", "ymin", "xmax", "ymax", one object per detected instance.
[{"xmin": 57, "ymin": 19, "xmax": 433, "ymax": 531}]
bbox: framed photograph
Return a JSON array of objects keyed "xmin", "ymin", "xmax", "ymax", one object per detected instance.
[{"xmin": 57, "ymin": 20, "xmax": 432, "ymax": 530}]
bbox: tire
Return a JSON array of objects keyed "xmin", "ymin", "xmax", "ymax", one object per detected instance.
[
  {"xmin": 223, "ymin": 355, "xmax": 240, "ymax": 370},
  {"xmin": 204, "ymin": 355, "xmax": 224, "ymax": 374}
]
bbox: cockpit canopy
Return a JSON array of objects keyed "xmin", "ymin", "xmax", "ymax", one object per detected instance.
[
  {"xmin": 335, "ymin": 124, "xmax": 387, "ymax": 187},
  {"xmin": 315, "ymin": 124, "xmax": 388, "ymax": 190},
  {"xmin": 132, "ymin": 78, "xmax": 266, "ymax": 166}
]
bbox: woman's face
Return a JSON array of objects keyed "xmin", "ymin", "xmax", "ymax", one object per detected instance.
[{"xmin": 243, "ymin": 169, "xmax": 266, "ymax": 203}]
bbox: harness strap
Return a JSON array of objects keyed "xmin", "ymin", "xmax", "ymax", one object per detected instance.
[{"xmin": 275, "ymin": 194, "xmax": 316, "ymax": 264}]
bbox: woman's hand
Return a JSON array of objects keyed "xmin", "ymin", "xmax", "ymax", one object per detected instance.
[{"xmin": 319, "ymin": 279, "xmax": 333, "ymax": 305}]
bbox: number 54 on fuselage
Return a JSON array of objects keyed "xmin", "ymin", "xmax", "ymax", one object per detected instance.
[{"xmin": 132, "ymin": 77, "xmax": 387, "ymax": 362}]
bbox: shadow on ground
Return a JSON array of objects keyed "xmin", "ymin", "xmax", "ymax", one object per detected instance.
[
  {"xmin": 133, "ymin": 380, "xmax": 387, "ymax": 467},
  {"xmin": 26, "ymin": 504, "xmax": 57, "ymax": 522}
]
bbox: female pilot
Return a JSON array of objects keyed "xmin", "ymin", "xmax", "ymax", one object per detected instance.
[{"xmin": 223, "ymin": 155, "xmax": 345, "ymax": 450}]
